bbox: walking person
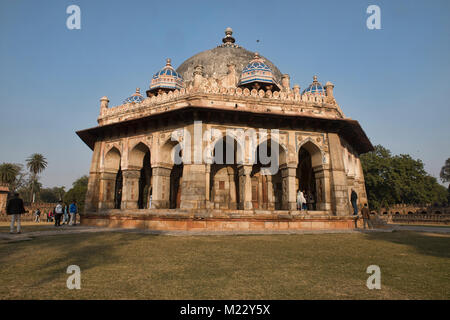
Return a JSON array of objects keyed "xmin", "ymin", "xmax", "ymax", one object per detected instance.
[
  {"xmin": 350, "ymin": 189, "xmax": 358, "ymax": 215},
  {"xmin": 361, "ymin": 204, "xmax": 373, "ymax": 229},
  {"xmin": 54, "ymin": 201, "xmax": 63, "ymax": 227},
  {"xmin": 34, "ymin": 208, "xmax": 41, "ymax": 223},
  {"xmin": 6, "ymin": 192, "xmax": 26, "ymax": 234},
  {"xmin": 69, "ymin": 200, "xmax": 78, "ymax": 226},
  {"xmin": 63, "ymin": 203, "xmax": 69, "ymax": 224}
]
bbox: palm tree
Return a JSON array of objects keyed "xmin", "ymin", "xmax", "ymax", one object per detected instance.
[
  {"xmin": 0, "ymin": 163, "xmax": 19, "ymax": 186},
  {"xmin": 26, "ymin": 153, "xmax": 48, "ymax": 203}
]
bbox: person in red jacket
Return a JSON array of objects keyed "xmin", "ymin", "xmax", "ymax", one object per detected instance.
[{"xmin": 6, "ymin": 192, "xmax": 26, "ymax": 234}]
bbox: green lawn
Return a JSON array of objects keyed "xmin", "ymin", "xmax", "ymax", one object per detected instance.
[{"xmin": 0, "ymin": 229, "xmax": 449, "ymax": 299}]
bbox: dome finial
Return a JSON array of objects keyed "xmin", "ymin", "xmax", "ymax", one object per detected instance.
[
  {"xmin": 222, "ymin": 27, "xmax": 235, "ymax": 44},
  {"xmin": 166, "ymin": 58, "xmax": 172, "ymax": 66},
  {"xmin": 313, "ymin": 75, "xmax": 318, "ymax": 82},
  {"xmin": 136, "ymin": 88, "xmax": 140, "ymax": 94}
]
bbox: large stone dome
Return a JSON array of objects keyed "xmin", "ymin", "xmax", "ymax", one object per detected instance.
[{"xmin": 176, "ymin": 28, "xmax": 282, "ymax": 83}]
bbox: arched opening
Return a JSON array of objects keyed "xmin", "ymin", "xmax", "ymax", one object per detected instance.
[
  {"xmin": 251, "ymin": 139, "xmax": 285, "ymax": 210},
  {"xmin": 168, "ymin": 142, "xmax": 183, "ymax": 209},
  {"xmin": 129, "ymin": 143, "xmax": 152, "ymax": 209},
  {"xmin": 297, "ymin": 141, "xmax": 322, "ymax": 211},
  {"xmin": 104, "ymin": 147, "xmax": 122, "ymax": 209},
  {"xmin": 210, "ymin": 136, "xmax": 240, "ymax": 209}
]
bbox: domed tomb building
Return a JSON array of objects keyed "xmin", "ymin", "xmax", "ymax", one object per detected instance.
[{"xmin": 77, "ymin": 28, "xmax": 373, "ymax": 231}]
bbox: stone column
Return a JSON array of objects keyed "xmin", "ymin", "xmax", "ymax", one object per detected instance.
[
  {"xmin": 84, "ymin": 141, "xmax": 102, "ymax": 212},
  {"xmin": 121, "ymin": 169, "xmax": 141, "ymax": 209},
  {"xmin": 151, "ymin": 166, "xmax": 171, "ymax": 208},
  {"xmin": 313, "ymin": 165, "xmax": 332, "ymax": 211},
  {"xmin": 328, "ymin": 133, "xmax": 351, "ymax": 215},
  {"xmin": 238, "ymin": 165, "xmax": 253, "ymax": 210},
  {"xmin": 98, "ymin": 171, "xmax": 117, "ymax": 209},
  {"xmin": 281, "ymin": 165, "xmax": 297, "ymax": 210},
  {"xmin": 267, "ymin": 175, "xmax": 274, "ymax": 210},
  {"xmin": 180, "ymin": 164, "xmax": 206, "ymax": 209},
  {"xmin": 228, "ymin": 171, "xmax": 237, "ymax": 209}
]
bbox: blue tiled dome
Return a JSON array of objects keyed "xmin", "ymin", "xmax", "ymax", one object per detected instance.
[
  {"xmin": 302, "ymin": 76, "xmax": 325, "ymax": 96},
  {"xmin": 149, "ymin": 58, "xmax": 183, "ymax": 92},
  {"xmin": 239, "ymin": 52, "xmax": 276, "ymax": 86},
  {"xmin": 123, "ymin": 88, "xmax": 144, "ymax": 104}
]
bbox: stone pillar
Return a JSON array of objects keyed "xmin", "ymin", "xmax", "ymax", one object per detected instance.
[
  {"xmin": 180, "ymin": 164, "xmax": 206, "ymax": 209},
  {"xmin": 267, "ymin": 175, "xmax": 274, "ymax": 210},
  {"xmin": 328, "ymin": 133, "xmax": 351, "ymax": 215},
  {"xmin": 121, "ymin": 169, "xmax": 141, "ymax": 209},
  {"xmin": 151, "ymin": 166, "xmax": 171, "ymax": 208},
  {"xmin": 98, "ymin": 171, "xmax": 117, "ymax": 209},
  {"xmin": 228, "ymin": 171, "xmax": 237, "ymax": 209},
  {"xmin": 238, "ymin": 165, "xmax": 253, "ymax": 210},
  {"xmin": 281, "ymin": 165, "xmax": 297, "ymax": 210},
  {"xmin": 314, "ymin": 165, "xmax": 332, "ymax": 211},
  {"xmin": 85, "ymin": 141, "xmax": 102, "ymax": 212},
  {"xmin": 205, "ymin": 164, "xmax": 211, "ymax": 207}
]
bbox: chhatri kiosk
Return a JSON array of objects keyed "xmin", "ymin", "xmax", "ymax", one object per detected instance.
[{"xmin": 77, "ymin": 28, "xmax": 373, "ymax": 231}]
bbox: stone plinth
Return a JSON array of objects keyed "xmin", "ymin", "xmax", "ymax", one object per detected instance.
[{"xmin": 81, "ymin": 209, "xmax": 359, "ymax": 232}]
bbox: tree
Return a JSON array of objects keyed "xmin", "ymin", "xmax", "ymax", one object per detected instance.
[
  {"xmin": 440, "ymin": 158, "xmax": 450, "ymax": 183},
  {"xmin": 361, "ymin": 145, "xmax": 448, "ymax": 209},
  {"xmin": 0, "ymin": 163, "xmax": 20, "ymax": 185},
  {"xmin": 63, "ymin": 175, "xmax": 88, "ymax": 212},
  {"xmin": 26, "ymin": 153, "xmax": 48, "ymax": 203},
  {"xmin": 40, "ymin": 186, "xmax": 66, "ymax": 203}
]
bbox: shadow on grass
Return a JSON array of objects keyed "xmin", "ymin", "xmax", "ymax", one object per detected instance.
[
  {"xmin": 0, "ymin": 231, "xmax": 159, "ymax": 287},
  {"xmin": 363, "ymin": 230, "xmax": 450, "ymax": 259}
]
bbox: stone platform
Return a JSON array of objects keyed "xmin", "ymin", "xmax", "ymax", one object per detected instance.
[{"xmin": 81, "ymin": 209, "xmax": 360, "ymax": 232}]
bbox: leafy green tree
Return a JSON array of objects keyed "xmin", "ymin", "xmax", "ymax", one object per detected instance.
[
  {"xmin": 26, "ymin": 153, "xmax": 48, "ymax": 203},
  {"xmin": 63, "ymin": 176, "xmax": 89, "ymax": 212},
  {"xmin": 361, "ymin": 145, "xmax": 448, "ymax": 209},
  {"xmin": 40, "ymin": 186, "xmax": 66, "ymax": 203},
  {"xmin": 0, "ymin": 163, "xmax": 20, "ymax": 185},
  {"xmin": 440, "ymin": 158, "xmax": 450, "ymax": 183},
  {"xmin": 0, "ymin": 163, "xmax": 27, "ymax": 192}
]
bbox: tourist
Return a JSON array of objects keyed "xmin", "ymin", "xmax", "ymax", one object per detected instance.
[
  {"xmin": 302, "ymin": 190, "xmax": 308, "ymax": 210},
  {"xmin": 34, "ymin": 208, "xmax": 41, "ymax": 223},
  {"xmin": 297, "ymin": 189, "xmax": 306, "ymax": 211},
  {"xmin": 6, "ymin": 192, "xmax": 26, "ymax": 234},
  {"xmin": 54, "ymin": 201, "xmax": 63, "ymax": 227},
  {"xmin": 69, "ymin": 200, "xmax": 78, "ymax": 226},
  {"xmin": 361, "ymin": 203, "xmax": 373, "ymax": 229},
  {"xmin": 351, "ymin": 189, "xmax": 358, "ymax": 215},
  {"xmin": 63, "ymin": 203, "xmax": 69, "ymax": 224}
]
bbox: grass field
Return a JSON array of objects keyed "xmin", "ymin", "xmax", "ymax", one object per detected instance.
[{"xmin": 0, "ymin": 223, "xmax": 449, "ymax": 299}]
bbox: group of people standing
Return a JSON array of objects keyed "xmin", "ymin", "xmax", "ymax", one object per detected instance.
[
  {"xmin": 6, "ymin": 192, "xmax": 79, "ymax": 234},
  {"xmin": 52, "ymin": 200, "xmax": 78, "ymax": 227},
  {"xmin": 34, "ymin": 201, "xmax": 78, "ymax": 226}
]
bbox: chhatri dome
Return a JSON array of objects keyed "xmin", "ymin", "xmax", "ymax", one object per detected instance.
[
  {"xmin": 302, "ymin": 75, "xmax": 325, "ymax": 96},
  {"xmin": 123, "ymin": 88, "xmax": 144, "ymax": 104},
  {"xmin": 176, "ymin": 28, "xmax": 282, "ymax": 84},
  {"xmin": 148, "ymin": 58, "xmax": 183, "ymax": 96},
  {"xmin": 239, "ymin": 52, "xmax": 279, "ymax": 90}
]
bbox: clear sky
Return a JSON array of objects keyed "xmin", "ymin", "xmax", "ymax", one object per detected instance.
[{"xmin": 0, "ymin": 0, "xmax": 449, "ymax": 189}]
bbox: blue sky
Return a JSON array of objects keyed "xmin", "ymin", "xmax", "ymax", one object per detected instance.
[{"xmin": 0, "ymin": 0, "xmax": 449, "ymax": 189}]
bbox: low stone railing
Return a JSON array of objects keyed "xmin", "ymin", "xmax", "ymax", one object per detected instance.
[
  {"xmin": 379, "ymin": 214, "xmax": 450, "ymax": 225},
  {"xmin": 98, "ymin": 85, "xmax": 343, "ymax": 125}
]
